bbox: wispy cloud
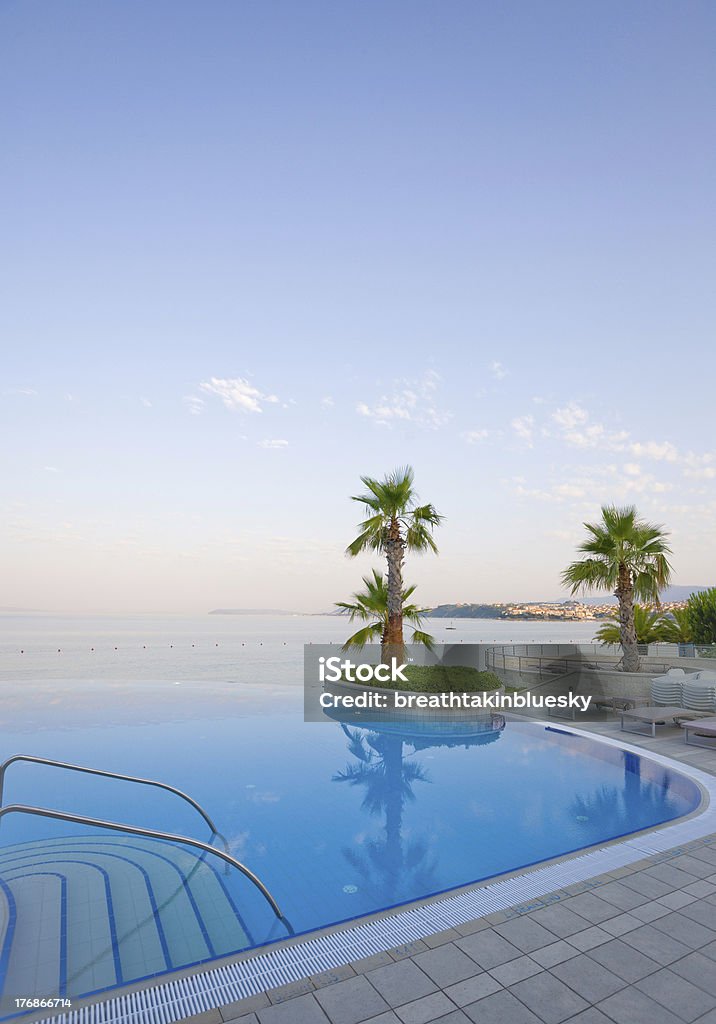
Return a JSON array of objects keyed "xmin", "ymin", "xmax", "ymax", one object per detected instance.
[
  {"xmin": 630, "ymin": 440, "xmax": 678, "ymax": 462},
  {"xmin": 490, "ymin": 360, "xmax": 509, "ymax": 380},
  {"xmin": 199, "ymin": 376, "xmax": 279, "ymax": 414},
  {"xmin": 683, "ymin": 452, "xmax": 716, "ymax": 479},
  {"xmin": 356, "ymin": 370, "xmax": 450, "ymax": 429},
  {"xmin": 258, "ymin": 438, "xmax": 288, "ymax": 449},
  {"xmin": 511, "ymin": 415, "xmax": 534, "ymax": 447},
  {"xmin": 550, "ymin": 402, "xmax": 628, "ymax": 451},
  {"xmin": 320, "ymin": 396, "xmax": 335, "ymax": 408},
  {"xmin": 552, "ymin": 401, "xmax": 589, "ymax": 430},
  {"xmin": 140, "ymin": 397, "xmax": 152, "ymax": 408},
  {"xmin": 3, "ymin": 387, "xmax": 37, "ymax": 397},
  {"xmin": 462, "ymin": 429, "xmax": 489, "ymax": 444},
  {"xmin": 512, "ymin": 467, "xmax": 673, "ymax": 505},
  {"xmin": 183, "ymin": 396, "xmax": 205, "ymax": 416}
]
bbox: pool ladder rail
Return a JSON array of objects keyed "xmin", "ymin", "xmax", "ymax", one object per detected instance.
[{"xmin": 0, "ymin": 753, "xmax": 292, "ymax": 932}]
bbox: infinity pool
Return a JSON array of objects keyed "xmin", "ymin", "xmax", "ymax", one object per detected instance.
[{"xmin": 0, "ymin": 678, "xmax": 702, "ymax": 1016}]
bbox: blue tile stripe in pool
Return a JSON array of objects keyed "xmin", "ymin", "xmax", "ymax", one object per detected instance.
[
  {"xmin": 34, "ymin": 726, "xmax": 716, "ymax": 1024},
  {"xmin": 0, "ymin": 879, "xmax": 17, "ymax": 1000}
]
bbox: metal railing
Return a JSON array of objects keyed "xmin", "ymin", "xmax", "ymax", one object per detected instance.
[
  {"xmin": 0, "ymin": 803, "xmax": 292, "ymax": 933},
  {"xmin": 0, "ymin": 755, "xmax": 222, "ymax": 837},
  {"xmin": 0, "ymin": 754, "xmax": 234, "ymax": 872},
  {"xmin": 0, "ymin": 755, "xmax": 292, "ymax": 928},
  {"xmin": 483, "ymin": 649, "xmax": 675, "ymax": 678}
]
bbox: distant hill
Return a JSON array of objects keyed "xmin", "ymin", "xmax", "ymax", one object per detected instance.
[
  {"xmin": 427, "ymin": 604, "xmax": 506, "ymax": 619},
  {"xmin": 426, "ymin": 587, "xmax": 712, "ymax": 619}
]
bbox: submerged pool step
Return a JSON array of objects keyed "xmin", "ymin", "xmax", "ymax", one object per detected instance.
[{"xmin": 0, "ymin": 834, "xmax": 250, "ymax": 1004}]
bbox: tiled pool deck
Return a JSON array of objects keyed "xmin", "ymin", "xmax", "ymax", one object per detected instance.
[{"xmin": 44, "ymin": 716, "xmax": 716, "ymax": 1024}]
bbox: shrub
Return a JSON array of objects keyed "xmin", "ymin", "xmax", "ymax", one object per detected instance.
[
  {"xmin": 685, "ymin": 588, "xmax": 716, "ymax": 644},
  {"xmin": 372, "ymin": 665, "xmax": 503, "ymax": 693}
]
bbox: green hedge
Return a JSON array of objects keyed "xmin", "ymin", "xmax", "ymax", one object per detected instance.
[{"xmin": 369, "ymin": 665, "xmax": 503, "ymax": 694}]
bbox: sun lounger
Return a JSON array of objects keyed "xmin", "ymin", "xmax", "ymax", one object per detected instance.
[
  {"xmin": 620, "ymin": 705, "xmax": 712, "ymax": 738},
  {"xmin": 594, "ymin": 695, "xmax": 646, "ymax": 713},
  {"xmin": 650, "ymin": 669, "xmax": 697, "ymax": 706},
  {"xmin": 681, "ymin": 716, "xmax": 716, "ymax": 747}
]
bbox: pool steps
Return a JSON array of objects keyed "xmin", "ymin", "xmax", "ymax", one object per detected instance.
[
  {"xmin": 0, "ymin": 757, "xmax": 290, "ymax": 1017},
  {"xmin": 0, "ymin": 835, "xmax": 253, "ymax": 1007}
]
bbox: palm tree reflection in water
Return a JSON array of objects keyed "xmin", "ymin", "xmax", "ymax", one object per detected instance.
[
  {"xmin": 569, "ymin": 750, "xmax": 676, "ymax": 840},
  {"xmin": 332, "ymin": 719, "xmax": 505, "ymax": 907}
]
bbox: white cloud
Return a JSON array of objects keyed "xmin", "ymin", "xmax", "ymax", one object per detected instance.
[
  {"xmin": 140, "ymin": 397, "xmax": 152, "ymax": 408},
  {"xmin": 356, "ymin": 370, "xmax": 450, "ymax": 429},
  {"xmin": 3, "ymin": 387, "xmax": 37, "ymax": 397},
  {"xmin": 682, "ymin": 452, "xmax": 716, "ymax": 479},
  {"xmin": 630, "ymin": 440, "xmax": 678, "ymax": 462},
  {"xmin": 199, "ymin": 376, "xmax": 279, "ymax": 414},
  {"xmin": 258, "ymin": 439, "xmax": 288, "ymax": 449},
  {"xmin": 554, "ymin": 483, "xmax": 585, "ymax": 498},
  {"xmin": 44, "ymin": 466, "xmax": 59, "ymax": 473},
  {"xmin": 552, "ymin": 402, "xmax": 589, "ymax": 430},
  {"xmin": 549, "ymin": 401, "xmax": 628, "ymax": 452},
  {"xmin": 622, "ymin": 473, "xmax": 672, "ymax": 494},
  {"xmin": 183, "ymin": 396, "xmax": 205, "ymax": 416},
  {"xmin": 321, "ymin": 396, "xmax": 335, "ymax": 408},
  {"xmin": 462, "ymin": 429, "xmax": 489, "ymax": 444},
  {"xmin": 490, "ymin": 360, "xmax": 508, "ymax": 380},
  {"xmin": 623, "ymin": 463, "xmax": 641, "ymax": 476},
  {"xmin": 511, "ymin": 415, "xmax": 534, "ymax": 446}
]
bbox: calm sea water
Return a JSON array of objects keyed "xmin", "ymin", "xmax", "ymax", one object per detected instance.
[{"xmin": 0, "ymin": 613, "xmax": 600, "ymax": 683}]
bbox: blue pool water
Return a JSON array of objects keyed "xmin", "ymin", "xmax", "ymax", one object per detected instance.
[{"xmin": 0, "ymin": 621, "xmax": 703, "ymax": 1015}]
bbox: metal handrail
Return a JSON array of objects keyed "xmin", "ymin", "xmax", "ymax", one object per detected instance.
[
  {"xmin": 0, "ymin": 755, "xmax": 229, "ymax": 854},
  {"xmin": 0, "ymin": 803, "xmax": 293, "ymax": 933}
]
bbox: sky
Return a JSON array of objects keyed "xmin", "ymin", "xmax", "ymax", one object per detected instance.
[{"xmin": 1, "ymin": 0, "xmax": 715, "ymax": 614}]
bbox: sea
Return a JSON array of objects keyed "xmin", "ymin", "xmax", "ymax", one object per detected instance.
[{"xmin": 0, "ymin": 613, "xmax": 600, "ymax": 684}]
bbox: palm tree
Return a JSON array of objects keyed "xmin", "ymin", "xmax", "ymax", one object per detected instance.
[
  {"xmin": 595, "ymin": 604, "xmax": 667, "ymax": 645},
  {"xmin": 562, "ymin": 505, "xmax": 672, "ymax": 672},
  {"xmin": 336, "ymin": 570, "xmax": 435, "ymax": 651},
  {"xmin": 658, "ymin": 607, "xmax": 693, "ymax": 644},
  {"xmin": 346, "ymin": 466, "xmax": 442, "ymax": 660}
]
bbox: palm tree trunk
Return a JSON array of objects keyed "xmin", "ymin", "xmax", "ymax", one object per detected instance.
[
  {"xmin": 616, "ymin": 566, "xmax": 639, "ymax": 672},
  {"xmin": 383, "ymin": 517, "xmax": 405, "ymax": 664}
]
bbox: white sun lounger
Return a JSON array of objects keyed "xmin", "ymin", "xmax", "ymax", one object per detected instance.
[
  {"xmin": 681, "ymin": 716, "xmax": 716, "ymax": 747},
  {"xmin": 620, "ymin": 705, "xmax": 711, "ymax": 738}
]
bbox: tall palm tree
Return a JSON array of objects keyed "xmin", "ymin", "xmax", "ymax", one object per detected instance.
[
  {"xmin": 346, "ymin": 467, "xmax": 442, "ymax": 660},
  {"xmin": 336, "ymin": 570, "xmax": 435, "ymax": 651},
  {"xmin": 561, "ymin": 505, "xmax": 672, "ymax": 672}
]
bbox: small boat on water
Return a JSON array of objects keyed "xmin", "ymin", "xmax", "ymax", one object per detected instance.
[{"xmin": 446, "ymin": 621, "xmax": 457, "ymax": 630}]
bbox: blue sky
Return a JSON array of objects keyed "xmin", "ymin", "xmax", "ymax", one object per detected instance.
[{"xmin": 2, "ymin": 1, "xmax": 715, "ymax": 613}]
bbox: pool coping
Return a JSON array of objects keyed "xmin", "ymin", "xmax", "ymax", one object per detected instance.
[{"xmin": 30, "ymin": 719, "xmax": 716, "ymax": 1024}]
